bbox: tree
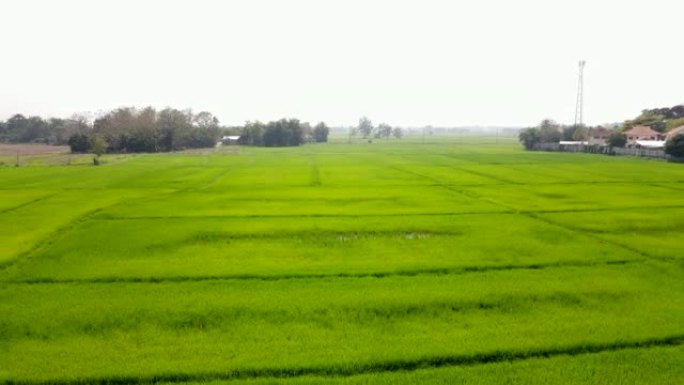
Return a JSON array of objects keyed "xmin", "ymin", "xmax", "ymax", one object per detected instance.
[
  {"xmin": 239, "ymin": 121, "xmax": 265, "ymax": 146},
  {"xmin": 539, "ymin": 119, "xmax": 559, "ymax": 130},
  {"xmin": 47, "ymin": 118, "xmax": 66, "ymax": 144},
  {"xmin": 518, "ymin": 127, "xmax": 541, "ymax": 149},
  {"xmin": 91, "ymin": 135, "xmax": 107, "ymax": 156},
  {"xmin": 538, "ymin": 119, "xmax": 561, "ymax": 143},
  {"xmin": 622, "ymin": 112, "xmax": 665, "ymax": 132},
  {"xmin": 376, "ymin": 123, "xmax": 392, "ymax": 139},
  {"xmin": 5, "ymin": 114, "xmax": 28, "ymax": 143},
  {"xmin": 299, "ymin": 122, "xmax": 312, "ymax": 142},
  {"xmin": 312, "ymin": 122, "xmax": 329, "ymax": 143},
  {"xmin": 24, "ymin": 116, "xmax": 49, "ymax": 143},
  {"xmin": 666, "ymin": 117, "xmax": 684, "ymax": 130},
  {"xmin": 540, "ymin": 126, "xmax": 561, "ymax": 143},
  {"xmin": 621, "ymin": 104, "xmax": 684, "ymax": 133},
  {"xmin": 348, "ymin": 126, "xmax": 359, "ymax": 141},
  {"xmin": 89, "ymin": 106, "xmax": 219, "ymax": 153},
  {"xmin": 90, "ymin": 135, "xmax": 107, "ymax": 165},
  {"xmin": 392, "ymin": 127, "xmax": 403, "ymax": 139},
  {"xmin": 93, "ymin": 107, "xmax": 136, "ymax": 152},
  {"xmin": 562, "ymin": 126, "xmax": 576, "ymax": 141},
  {"xmin": 571, "ymin": 126, "xmax": 588, "ymax": 141},
  {"xmin": 358, "ymin": 116, "xmax": 374, "ymax": 139},
  {"xmin": 606, "ymin": 132, "xmax": 627, "ymax": 148},
  {"xmin": 261, "ymin": 119, "xmax": 305, "ymax": 147},
  {"xmin": 665, "ymin": 133, "xmax": 684, "ymax": 158},
  {"xmin": 193, "ymin": 111, "xmax": 219, "ymax": 130},
  {"xmin": 156, "ymin": 107, "xmax": 192, "ymax": 151},
  {"xmin": 189, "ymin": 111, "xmax": 220, "ymax": 148},
  {"xmin": 672, "ymin": 105, "xmax": 684, "ymax": 118},
  {"xmin": 238, "ymin": 119, "xmax": 309, "ymax": 147},
  {"xmin": 68, "ymin": 133, "xmax": 91, "ymax": 153},
  {"xmin": 128, "ymin": 107, "xmax": 158, "ymax": 152}
]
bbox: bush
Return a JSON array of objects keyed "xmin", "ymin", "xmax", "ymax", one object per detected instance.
[
  {"xmin": 665, "ymin": 133, "xmax": 684, "ymax": 158},
  {"xmin": 518, "ymin": 128, "xmax": 541, "ymax": 150},
  {"xmin": 606, "ymin": 132, "xmax": 627, "ymax": 148},
  {"xmin": 68, "ymin": 133, "xmax": 91, "ymax": 153},
  {"xmin": 91, "ymin": 135, "xmax": 107, "ymax": 157}
]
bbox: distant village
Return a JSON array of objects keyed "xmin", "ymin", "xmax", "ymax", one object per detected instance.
[
  {"xmin": 582, "ymin": 124, "xmax": 679, "ymax": 149},
  {"xmin": 519, "ymin": 104, "xmax": 684, "ymax": 160}
]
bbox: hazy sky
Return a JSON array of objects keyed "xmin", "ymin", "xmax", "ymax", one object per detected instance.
[{"xmin": 1, "ymin": 0, "xmax": 682, "ymax": 127}]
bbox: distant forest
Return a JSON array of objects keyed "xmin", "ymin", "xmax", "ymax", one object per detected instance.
[{"xmin": 0, "ymin": 107, "xmax": 329, "ymax": 153}]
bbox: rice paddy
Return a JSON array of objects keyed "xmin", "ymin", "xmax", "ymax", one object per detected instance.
[{"xmin": 0, "ymin": 139, "xmax": 682, "ymax": 384}]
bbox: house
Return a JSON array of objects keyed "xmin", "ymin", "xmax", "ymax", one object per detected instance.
[
  {"xmin": 635, "ymin": 140, "xmax": 666, "ymax": 149},
  {"xmin": 587, "ymin": 126, "xmax": 614, "ymax": 145},
  {"xmin": 220, "ymin": 135, "xmax": 241, "ymax": 145},
  {"xmin": 623, "ymin": 126, "xmax": 665, "ymax": 147},
  {"xmin": 559, "ymin": 141, "xmax": 587, "ymax": 146}
]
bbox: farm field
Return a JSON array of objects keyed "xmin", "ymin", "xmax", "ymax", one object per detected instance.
[{"xmin": 0, "ymin": 140, "xmax": 683, "ymax": 384}]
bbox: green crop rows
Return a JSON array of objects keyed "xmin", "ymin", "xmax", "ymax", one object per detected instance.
[{"xmin": 0, "ymin": 141, "xmax": 682, "ymax": 384}]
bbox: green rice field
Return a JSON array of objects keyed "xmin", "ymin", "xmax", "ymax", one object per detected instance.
[{"xmin": 1, "ymin": 139, "xmax": 683, "ymax": 384}]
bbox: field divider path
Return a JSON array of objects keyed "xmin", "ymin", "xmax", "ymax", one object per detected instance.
[
  {"xmin": 4, "ymin": 259, "xmax": 641, "ymax": 285},
  {"xmin": 385, "ymin": 164, "xmax": 525, "ymax": 212},
  {"xmin": 194, "ymin": 157, "xmax": 254, "ymax": 191},
  {"xmin": 194, "ymin": 167, "xmax": 236, "ymax": 190},
  {"xmin": 308, "ymin": 156, "xmax": 321, "ymax": 187},
  {"xmin": 1, "ymin": 335, "xmax": 682, "ymax": 385},
  {"xmin": 0, "ymin": 207, "xmax": 108, "ymax": 271},
  {"xmin": 648, "ymin": 182, "xmax": 684, "ymax": 192},
  {"xmin": 0, "ymin": 188, "xmax": 194, "ymax": 272},
  {"xmin": 521, "ymin": 213, "xmax": 676, "ymax": 263},
  {"xmin": 387, "ymin": 163, "xmax": 673, "ymax": 263},
  {"xmin": 0, "ymin": 193, "xmax": 58, "ymax": 215},
  {"xmin": 93, "ymin": 210, "xmax": 515, "ymax": 220},
  {"xmin": 90, "ymin": 203, "xmax": 684, "ymax": 221}
]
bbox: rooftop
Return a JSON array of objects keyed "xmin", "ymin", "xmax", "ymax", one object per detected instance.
[{"xmin": 623, "ymin": 125, "xmax": 662, "ymax": 138}]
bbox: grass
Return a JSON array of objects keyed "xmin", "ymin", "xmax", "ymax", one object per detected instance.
[{"xmin": 0, "ymin": 140, "xmax": 682, "ymax": 384}]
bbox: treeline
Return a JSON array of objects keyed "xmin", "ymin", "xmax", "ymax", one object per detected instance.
[
  {"xmin": 354, "ymin": 116, "xmax": 403, "ymax": 140},
  {"xmin": 86, "ymin": 107, "xmax": 220, "ymax": 153},
  {"xmin": 0, "ymin": 114, "xmax": 90, "ymax": 145},
  {"xmin": 0, "ymin": 107, "xmax": 220, "ymax": 153},
  {"xmin": 0, "ymin": 108, "xmax": 332, "ymax": 153},
  {"xmin": 237, "ymin": 119, "xmax": 329, "ymax": 146}
]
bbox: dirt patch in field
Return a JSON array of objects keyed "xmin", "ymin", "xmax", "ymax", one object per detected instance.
[{"xmin": 0, "ymin": 144, "xmax": 70, "ymax": 155}]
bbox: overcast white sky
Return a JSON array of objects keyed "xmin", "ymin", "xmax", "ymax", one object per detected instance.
[{"xmin": 0, "ymin": 0, "xmax": 682, "ymax": 127}]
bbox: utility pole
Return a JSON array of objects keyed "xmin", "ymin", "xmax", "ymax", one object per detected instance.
[
  {"xmin": 574, "ymin": 60, "xmax": 587, "ymax": 147},
  {"xmin": 574, "ymin": 60, "xmax": 586, "ymax": 129}
]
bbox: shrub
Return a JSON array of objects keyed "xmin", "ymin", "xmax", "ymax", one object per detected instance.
[
  {"xmin": 665, "ymin": 133, "xmax": 684, "ymax": 158},
  {"xmin": 68, "ymin": 133, "xmax": 91, "ymax": 153},
  {"xmin": 518, "ymin": 128, "xmax": 541, "ymax": 150},
  {"xmin": 606, "ymin": 132, "xmax": 627, "ymax": 148}
]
